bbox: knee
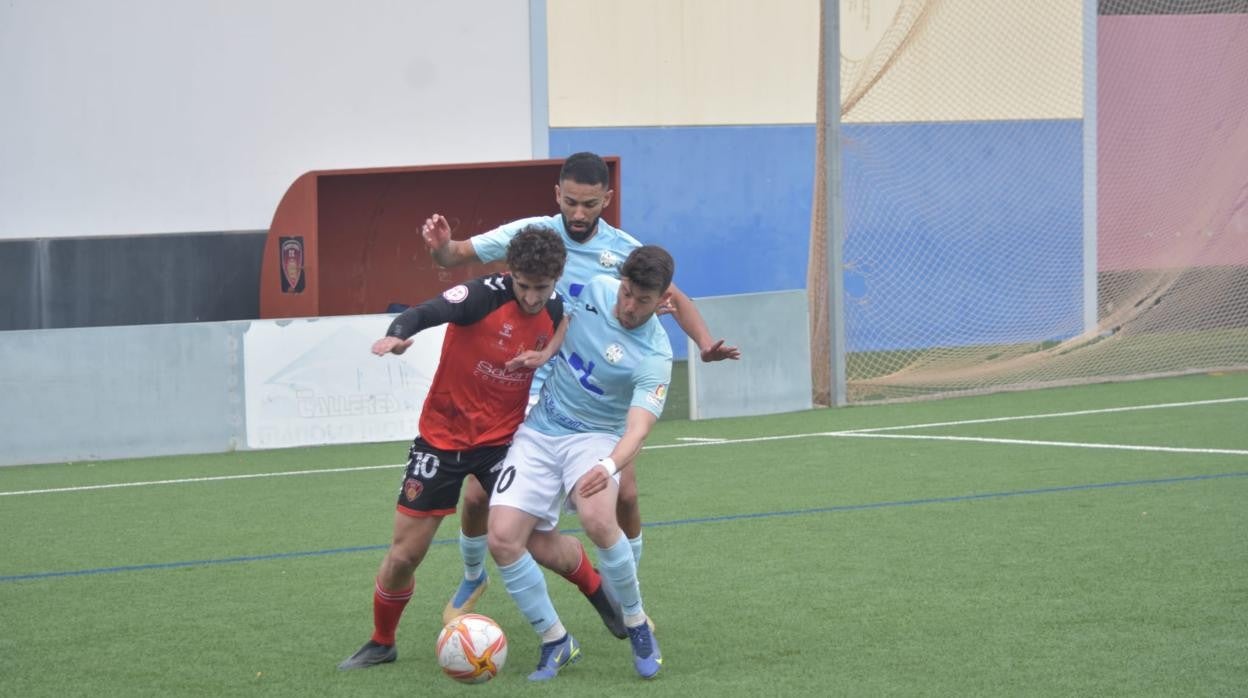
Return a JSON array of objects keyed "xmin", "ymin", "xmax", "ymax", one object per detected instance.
[
  {"xmin": 579, "ymin": 514, "xmax": 620, "ymax": 549},
  {"xmin": 487, "ymin": 528, "xmax": 524, "ymax": 566},
  {"xmin": 461, "ymin": 483, "xmax": 490, "ymax": 535},
  {"xmin": 463, "ymin": 481, "xmax": 490, "ymax": 513},
  {"xmin": 381, "ymin": 545, "xmax": 421, "ymax": 578},
  {"xmin": 617, "ymin": 477, "xmax": 638, "ymax": 508}
]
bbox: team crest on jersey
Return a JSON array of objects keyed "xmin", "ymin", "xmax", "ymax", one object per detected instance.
[
  {"xmin": 604, "ymin": 343, "xmax": 625, "ymax": 364},
  {"xmin": 403, "ymin": 477, "xmax": 423, "ymax": 501},
  {"xmin": 442, "ymin": 285, "xmax": 469, "ymax": 303},
  {"xmin": 599, "ymin": 250, "xmax": 619, "ymax": 268},
  {"xmin": 500, "ymin": 322, "xmax": 513, "ymax": 338},
  {"xmin": 646, "ymin": 383, "xmax": 668, "ymax": 408}
]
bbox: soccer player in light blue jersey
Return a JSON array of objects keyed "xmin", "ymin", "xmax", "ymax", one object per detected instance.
[
  {"xmin": 421, "ymin": 152, "xmax": 738, "ymax": 623},
  {"xmin": 487, "ymin": 245, "xmax": 675, "ymax": 680}
]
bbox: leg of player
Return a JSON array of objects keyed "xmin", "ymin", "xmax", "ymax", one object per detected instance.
[
  {"xmin": 338, "ymin": 512, "xmax": 442, "ymax": 670},
  {"xmin": 615, "ymin": 465, "xmax": 656, "ymax": 633},
  {"xmin": 443, "ymin": 475, "xmax": 490, "ymax": 624},
  {"xmin": 574, "ymin": 480, "xmax": 661, "ymax": 679},
  {"xmin": 527, "ymin": 531, "xmax": 627, "ymax": 638},
  {"xmin": 616, "ymin": 465, "xmax": 644, "ymax": 565},
  {"xmin": 488, "ymin": 506, "xmax": 580, "ymax": 682}
]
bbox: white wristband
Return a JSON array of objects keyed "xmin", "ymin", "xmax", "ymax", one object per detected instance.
[{"xmin": 598, "ymin": 457, "xmax": 618, "ymax": 477}]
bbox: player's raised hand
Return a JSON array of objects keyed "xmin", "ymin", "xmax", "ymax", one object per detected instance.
[
  {"xmin": 505, "ymin": 350, "xmax": 549, "ymax": 372},
  {"xmin": 700, "ymin": 338, "xmax": 741, "ymax": 362},
  {"xmin": 421, "ymin": 214, "xmax": 452, "ymax": 250},
  {"xmin": 372, "ymin": 336, "xmax": 414, "ymax": 356}
]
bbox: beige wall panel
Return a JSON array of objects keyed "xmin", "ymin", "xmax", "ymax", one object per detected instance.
[
  {"xmin": 550, "ymin": 0, "xmax": 1083, "ymax": 128},
  {"xmin": 842, "ymin": 0, "xmax": 1083, "ymax": 123},
  {"xmin": 548, "ymin": 0, "xmax": 819, "ymax": 127}
]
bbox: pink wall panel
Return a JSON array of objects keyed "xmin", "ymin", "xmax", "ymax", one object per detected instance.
[{"xmin": 1098, "ymin": 14, "xmax": 1248, "ymax": 271}]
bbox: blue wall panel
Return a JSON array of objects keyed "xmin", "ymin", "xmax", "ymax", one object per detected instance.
[
  {"xmin": 841, "ymin": 120, "xmax": 1085, "ymax": 351},
  {"xmin": 552, "ymin": 119, "xmax": 1083, "ymax": 354},
  {"xmin": 551, "ymin": 125, "xmax": 816, "ymax": 296},
  {"xmin": 551, "ymin": 126, "xmax": 815, "ymax": 359}
]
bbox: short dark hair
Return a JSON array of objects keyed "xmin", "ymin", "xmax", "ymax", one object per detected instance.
[
  {"xmin": 506, "ymin": 225, "xmax": 566, "ymax": 281},
  {"xmin": 559, "ymin": 152, "xmax": 610, "ymax": 188},
  {"xmin": 620, "ymin": 245, "xmax": 674, "ymax": 293}
]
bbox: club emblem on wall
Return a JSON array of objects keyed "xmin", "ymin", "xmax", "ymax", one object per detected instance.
[{"xmin": 280, "ymin": 237, "xmax": 305, "ymax": 293}]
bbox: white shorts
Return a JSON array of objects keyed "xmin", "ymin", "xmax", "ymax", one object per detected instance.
[{"xmin": 489, "ymin": 423, "xmax": 619, "ymax": 532}]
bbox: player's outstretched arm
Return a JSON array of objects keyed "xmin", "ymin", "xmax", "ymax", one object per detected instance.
[
  {"xmin": 577, "ymin": 407, "xmax": 658, "ymax": 498},
  {"xmin": 665, "ymin": 283, "xmax": 741, "ymax": 362},
  {"xmin": 373, "ymin": 290, "xmax": 463, "ymax": 356},
  {"xmin": 505, "ymin": 315, "xmax": 570, "ymax": 371},
  {"xmin": 421, "ymin": 213, "xmax": 482, "ymax": 268}
]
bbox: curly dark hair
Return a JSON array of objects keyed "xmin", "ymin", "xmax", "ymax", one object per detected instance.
[
  {"xmin": 620, "ymin": 245, "xmax": 674, "ymax": 293},
  {"xmin": 506, "ymin": 224, "xmax": 566, "ymax": 281}
]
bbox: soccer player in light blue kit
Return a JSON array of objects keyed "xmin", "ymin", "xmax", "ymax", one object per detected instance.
[
  {"xmin": 421, "ymin": 153, "xmax": 738, "ymax": 624},
  {"xmin": 486, "ymin": 245, "xmax": 675, "ymax": 681}
]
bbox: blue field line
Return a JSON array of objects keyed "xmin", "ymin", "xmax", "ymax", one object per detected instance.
[
  {"xmin": 3, "ymin": 470, "xmax": 1245, "ymax": 584},
  {"xmin": 0, "ymin": 544, "xmax": 392, "ymax": 583}
]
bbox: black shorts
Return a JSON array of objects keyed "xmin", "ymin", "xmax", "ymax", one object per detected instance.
[{"xmin": 395, "ymin": 437, "xmax": 509, "ymax": 517}]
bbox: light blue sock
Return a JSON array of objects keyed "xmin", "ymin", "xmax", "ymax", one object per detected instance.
[
  {"xmin": 629, "ymin": 533, "xmax": 643, "ymax": 567},
  {"xmin": 498, "ymin": 553, "xmax": 559, "ymax": 635},
  {"xmin": 597, "ymin": 533, "xmax": 644, "ymax": 618},
  {"xmin": 459, "ymin": 531, "xmax": 488, "ymax": 580}
]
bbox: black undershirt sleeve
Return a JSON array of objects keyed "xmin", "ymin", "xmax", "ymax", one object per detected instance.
[
  {"xmin": 385, "ymin": 300, "xmax": 453, "ymax": 339},
  {"xmin": 385, "ymin": 277, "xmax": 504, "ymax": 339},
  {"xmin": 545, "ymin": 292, "xmax": 565, "ymax": 327}
]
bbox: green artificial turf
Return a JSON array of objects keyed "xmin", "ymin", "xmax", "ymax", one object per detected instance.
[{"xmin": 2, "ymin": 371, "xmax": 1246, "ymax": 696}]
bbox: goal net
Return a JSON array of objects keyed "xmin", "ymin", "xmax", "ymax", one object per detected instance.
[{"xmin": 810, "ymin": 0, "xmax": 1248, "ymax": 404}]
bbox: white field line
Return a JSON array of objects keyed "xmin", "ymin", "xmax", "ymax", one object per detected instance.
[
  {"xmin": 0, "ymin": 464, "xmax": 400, "ymax": 497},
  {"xmin": 674, "ymin": 437, "xmax": 728, "ymax": 443},
  {"xmin": 838, "ymin": 396, "xmax": 1248, "ymax": 434},
  {"xmin": 3, "ymin": 396, "xmax": 1244, "ymax": 497},
  {"xmin": 645, "ymin": 433, "xmax": 839, "ymax": 449},
  {"xmin": 836, "ymin": 432, "xmax": 1248, "ymax": 456}
]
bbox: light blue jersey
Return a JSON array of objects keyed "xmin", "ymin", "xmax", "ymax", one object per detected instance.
[
  {"xmin": 471, "ymin": 215, "xmax": 642, "ymax": 303},
  {"xmin": 471, "ymin": 215, "xmax": 644, "ymax": 393},
  {"xmin": 526, "ymin": 275, "xmax": 673, "ymax": 437}
]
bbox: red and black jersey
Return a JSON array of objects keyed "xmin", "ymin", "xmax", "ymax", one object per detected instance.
[{"xmin": 386, "ymin": 273, "xmax": 563, "ymax": 451}]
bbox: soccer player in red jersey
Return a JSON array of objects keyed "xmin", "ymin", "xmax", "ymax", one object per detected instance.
[
  {"xmin": 338, "ymin": 226, "xmax": 623, "ymax": 670},
  {"xmin": 422, "ymin": 154, "xmax": 739, "ymax": 625}
]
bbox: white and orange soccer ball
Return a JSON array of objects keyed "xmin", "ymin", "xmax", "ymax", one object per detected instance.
[{"xmin": 435, "ymin": 613, "xmax": 508, "ymax": 684}]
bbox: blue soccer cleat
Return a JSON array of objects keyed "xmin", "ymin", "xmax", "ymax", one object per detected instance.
[
  {"xmin": 627, "ymin": 621, "xmax": 662, "ymax": 679},
  {"xmin": 527, "ymin": 633, "xmax": 581, "ymax": 681},
  {"xmin": 442, "ymin": 573, "xmax": 488, "ymax": 625},
  {"xmin": 598, "ymin": 575, "xmax": 655, "ymax": 637}
]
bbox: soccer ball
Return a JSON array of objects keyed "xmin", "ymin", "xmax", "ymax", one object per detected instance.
[{"xmin": 436, "ymin": 614, "xmax": 508, "ymax": 683}]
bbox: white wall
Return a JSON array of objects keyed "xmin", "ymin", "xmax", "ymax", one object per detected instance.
[
  {"xmin": 0, "ymin": 313, "xmax": 446, "ymax": 467},
  {"xmin": 0, "ymin": 0, "xmax": 534, "ymax": 239}
]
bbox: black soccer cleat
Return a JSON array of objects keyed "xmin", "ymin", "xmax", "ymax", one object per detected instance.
[
  {"xmin": 337, "ymin": 640, "xmax": 397, "ymax": 670},
  {"xmin": 586, "ymin": 580, "xmax": 628, "ymax": 639}
]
